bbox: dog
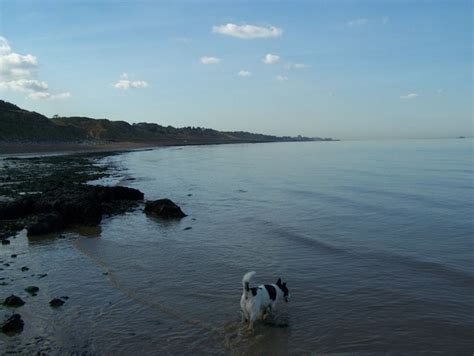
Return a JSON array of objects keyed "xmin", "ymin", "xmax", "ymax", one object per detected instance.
[{"xmin": 240, "ymin": 271, "xmax": 289, "ymax": 329}]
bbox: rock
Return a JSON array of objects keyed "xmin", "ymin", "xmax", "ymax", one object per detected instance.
[
  {"xmin": 37, "ymin": 273, "xmax": 47, "ymax": 279},
  {"xmin": 187, "ymin": 193, "xmax": 193, "ymax": 197},
  {"xmin": 27, "ymin": 212, "xmax": 65, "ymax": 236},
  {"xmin": 2, "ymin": 184, "xmax": 144, "ymax": 236},
  {"xmin": 144, "ymin": 199, "xmax": 187, "ymax": 219},
  {"xmin": 183, "ymin": 227, "xmax": 192, "ymax": 231},
  {"xmin": 3, "ymin": 294, "xmax": 25, "ymax": 307},
  {"xmin": 0, "ymin": 197, "xmax": 35, "ymax": 220},
  {"xmin": 25, "ymin": 286, "xmax": 39, "ymax": 295},
  {"xmin": 1, "ymin": 239, "xmax": 10, "ymax": 245},
  {"xmin": 93, "ymin": 185, "xmax": 144, "ymax": 202},
  {"xmin": 49, "ymin": 298, "xmax": 65, "ymax": 307},
  {"xmin": 1, "ymin": 314, "xmax": 24, "ymax": 334},
  {"xmin": 21, "ymin": 266, "xmax": 29, "ymax": 272},
  {"xmin": 11, "ymin": 254, "xmax": 17, "ymax": 258}
]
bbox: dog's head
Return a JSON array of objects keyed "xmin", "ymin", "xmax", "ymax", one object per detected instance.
[{"xmin": 276, "ymin": 278, "xmax": 289, "ymax": 302}]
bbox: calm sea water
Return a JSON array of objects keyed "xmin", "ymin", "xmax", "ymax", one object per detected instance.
[{"xmin": 1, "ymin": 139, "xmax": 473, "ymax": 354}]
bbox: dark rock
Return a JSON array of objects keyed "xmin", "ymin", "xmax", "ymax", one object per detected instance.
[
  {"xmin": 183, "ymin": 227, "xmax": 192, "ymax": 231},
  {"xmin": 11, "ymin": 254, "xmax": 17, "ymax": 258},
  {"xmin": 0, "ymin": 197, "xmax": 35, "ymax": 219},
  {"xmin": 25, "ymin": 286, "xmax": 39, "ymax": 295},
  {"xmin": 21, "ymin": 266, "xmax": 29, "ymax": 272},
  {"xmin": 1, "ymin": 314, "xmax": 24, "ymax": 334},
  {"xmin": 144, "ymin": 199, "xmax": 186, "ymax": 219},
  {"xmin": 187, "ymin": 193, "xmax": 192, "ymax": 197},
  {"xmin": 27, "ymin": 212, "xmax": 65, "ymax": 236},
  {"xmin": 93, "ymin": 186, "xmax": 144, "ymax": 202},
  {"xmin": 2, "ymin": 184, "xmax": 144, "ymax": 236},
  {"xmin": 3, "ymin": 295, "xmax": 25, "ymax": 307},
  {"xmin": 49, "ymin": 298, "xmax": 65, "ymax": 307},
  {"xmin": 58, "ymin": 234, "xmax": 66, "ymax": 239},
  {"xmin": 37, "ymin": 273, "xmax": 47, "ymax": 279},
  {"xmin": 4, "ymin": 263, "xmax": 9, "ymax": 267},
  {"xmin": 1, "ymin": 239, "xmax": 10, "ymax": 245}
]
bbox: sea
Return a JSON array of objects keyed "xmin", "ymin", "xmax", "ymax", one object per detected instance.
[{"xmin": 1, "ymin": 138, "xmax": 473, "ymax": 355}]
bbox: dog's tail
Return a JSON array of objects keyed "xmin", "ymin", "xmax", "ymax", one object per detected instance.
[{"xmin": 242, "ymin": 271, "xmax": 256, "ymax": 295}]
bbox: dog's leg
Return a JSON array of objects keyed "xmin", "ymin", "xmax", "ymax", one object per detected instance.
[
  {"xmin": 248, "ymin": 313, "xmax": 257, "ymax": 331},
  {"xmin": 241, "ymin": 311, "xmax": 249, "ymax": 323},
  {"xmin": 262, "ymin": 306, "xmax": 273, "ymax": 320}
]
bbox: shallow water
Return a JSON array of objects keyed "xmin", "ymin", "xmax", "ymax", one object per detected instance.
[{"xmin": 1, "ymin": 139, "xmax": 473, "ymax": 354}]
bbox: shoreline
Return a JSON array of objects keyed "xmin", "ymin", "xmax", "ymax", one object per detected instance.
[
  {"xmin": 0, "ymin": 139, "xmax": 337, "ymax": 157},
  {"xmin": 0, "ymin": 142, "xmax": 158, "ymax": 156}
]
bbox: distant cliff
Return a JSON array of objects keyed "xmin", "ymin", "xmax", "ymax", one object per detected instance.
[{"xmin": 0, "ymin": 100, "xmax": 336, "ymax": 145}]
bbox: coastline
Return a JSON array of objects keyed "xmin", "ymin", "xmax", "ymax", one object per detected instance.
[{"xmin": 0, "ymin": 141, "xmax": 157, "ymax": 156}]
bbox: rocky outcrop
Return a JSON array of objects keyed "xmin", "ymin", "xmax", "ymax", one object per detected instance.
[
  {"xmin": 0, "ymin": 185, "xmax": 144, "ymax": 236},
  {"xmin": 144, "ymin": 199, "xmax": 186, "ymax": 218}
]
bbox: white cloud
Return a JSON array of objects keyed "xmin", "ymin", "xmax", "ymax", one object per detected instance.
[
  {"xmin": 285, "ymin": 62, "xmax": 306, "ymax": 70},
  {"xmin": 200, "ymin": 56, "xmax": 220, "ymax": 64},
  {"xmin": 347, "ymin": 18, "xmax": 369, "ymax": 27},
  {"xmin": 400, "ymin": 93, "xmax": 419, "ymax": 99},
  {"xmin": 28, "ymin": 91, "xmax": 71, "ymax": 100},
  {"xmin": 212, "ymin": 23, "xmax": 282, "ymax": 39},
  {"xmin": 0, "ymin": 53, "xmax": 38, "ymax": 81},
  {"xmin": 0, "ymin": 36, "xmax": 11, "ymax": 55},
  {"xmin": 114, "ymin": 73, "xmax": 148, "ymax": 90},
  {"xmin": 0, "ymin": 36, "xmax": 70, "ymax": 100},
  {"xmin": 238, "ymin": 70, "xmax": 251, "ymax": 77},
  {"xmin": 0, "ymin": 79, "xmax": 48, "ymax": 92},
  {"xmin": 276, "ymin": 75, "xmax": 288, "ymax": 82},
  {"xmin": 262, "ymin": 53, "xmax": 280, "ymax": 64}
]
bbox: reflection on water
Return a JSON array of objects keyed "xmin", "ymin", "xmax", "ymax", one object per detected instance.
[{"xmin": 1, "ymin": 139, "xmax": 473, "ymax": 354}]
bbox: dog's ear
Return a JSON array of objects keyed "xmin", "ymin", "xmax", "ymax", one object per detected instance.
[{"xmin": 277, "ymin": 278, "xmax": 282, "ymax": 285}]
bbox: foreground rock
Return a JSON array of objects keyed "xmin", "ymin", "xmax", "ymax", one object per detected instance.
[
  {"xmin": 3, "ymin": 295, "xmax": 25, "ymax": 307},
  {"xmin": 49, "ymin": 298, "xmax": 65, "ymax": 307},
  {"xmin": 0, "ymin": 185, "xmax": 144, "ymax": 236},
  {"xmin": 25, "ymin": 286, "xmax": 39, "ymax": 295},
  {"xmin": 1, "ymin": 314, "xmax": 24, "ymax": 335},
  {"xmin": 144, "ymin": 199, "xmax": 187, "ymax": 218}
]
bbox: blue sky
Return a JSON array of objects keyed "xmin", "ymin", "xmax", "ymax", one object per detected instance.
[{"xmin": 0, "ymin": 0, "xmax": 471, "ymax": 139}]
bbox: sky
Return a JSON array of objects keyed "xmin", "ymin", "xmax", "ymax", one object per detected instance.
[{"xmin": 0, "ymin": 0, "xmax": 472, "ymax": 140}]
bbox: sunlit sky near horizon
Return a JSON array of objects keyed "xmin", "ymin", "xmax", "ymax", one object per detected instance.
[{"xmin": 0, "ymin": 0, "xmax": 472, "ymax": 139}]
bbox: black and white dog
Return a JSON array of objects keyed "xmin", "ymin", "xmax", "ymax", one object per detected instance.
[{"xmin": 240, "ymin": 271, "xmax": 289, "ymax": 329}]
